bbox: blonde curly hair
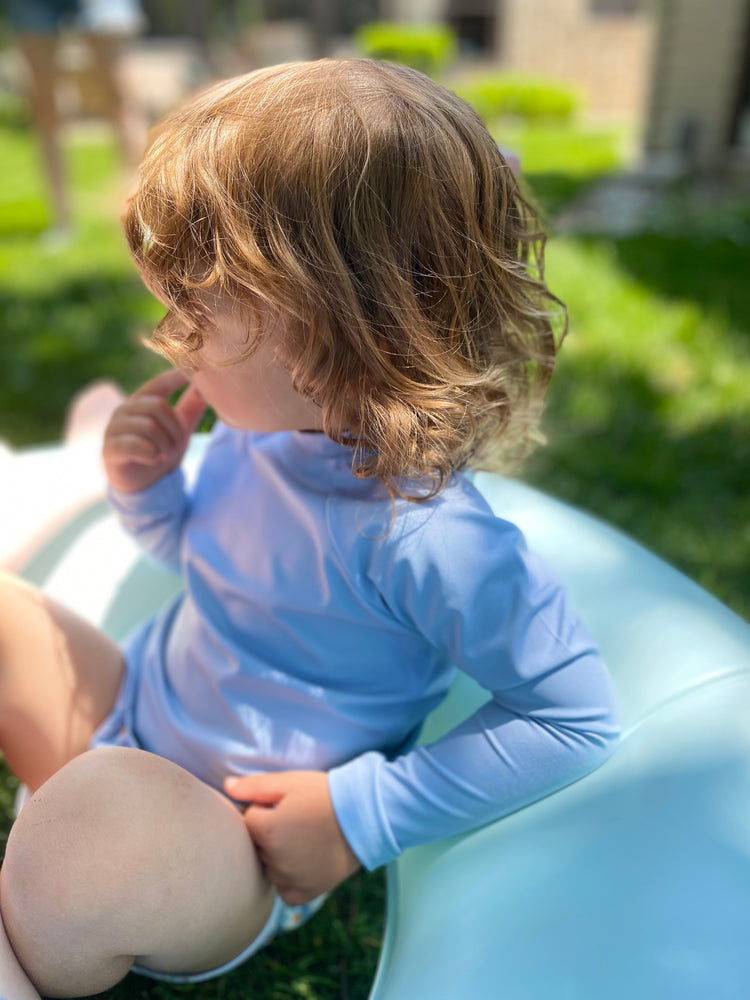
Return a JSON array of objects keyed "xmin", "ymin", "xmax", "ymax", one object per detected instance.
[{"xmin": 124, "ymin": 58, "xmax": 565, "ymax": 500}]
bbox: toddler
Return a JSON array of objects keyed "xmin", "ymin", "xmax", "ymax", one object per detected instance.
[{"xmin": 0, "ymin": 59, "xmax": 619, "ymax": 999}]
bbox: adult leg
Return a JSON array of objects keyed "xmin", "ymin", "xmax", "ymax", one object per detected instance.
[
  {"xmin": 16, "ymin": 33, "xmax": 71, "ymax": 231},
  {"xmin": 0, "ymin": 572, "xmax": 124, "ymax": 790},
  {"xmin": 86, "ymin": 33, "xmax": 146, "ymax": 171},
  {"xmin": 1, "ymin": 747, "xmax": 275, "ymax": 998}
]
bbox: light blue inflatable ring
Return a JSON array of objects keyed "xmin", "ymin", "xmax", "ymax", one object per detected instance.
[{"xmin": 17, "ymin": 437, "xmax": 750, "ymax": 999}]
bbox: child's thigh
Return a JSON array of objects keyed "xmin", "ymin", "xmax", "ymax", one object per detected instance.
[
  {"xmin": 1, "ymin": 747, "xmax": 274, "ymax": 996},
  {"xmin": 0, "ymin": 571, "xmax": 124, "ymax": 788}
]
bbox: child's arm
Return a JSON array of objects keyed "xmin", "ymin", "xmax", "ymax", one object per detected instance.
[
  {"xmin": 103, "ymin": 369, "xmax": 206, "ymax": 571},
  {"xmin": 224, "ymin": 619, "xmax": 616, "ymax": 906},
  {"xmin": 226, "ymin": 509, "xmax": 620, "ymax": 904},
  {"xmin": 324, "ymin": 508, "xmax": 621, "ymax": 873}
]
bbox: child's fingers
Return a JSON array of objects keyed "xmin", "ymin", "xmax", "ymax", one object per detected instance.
[
  {"xmin": 242, "ymin": 803, "xmax": 274, "ymax": 832},
  {"xmin": 132, "ymin": 368, "xmax": 190, "ymax": 401},
  {"xmin": 108, "ymin": 412, "xmax": 179, "ymax": 459},
  {"xmin": 241, "ymin": 805, "xmax": 277, "ymax": 855},
  {"xmin": 256, "ymin": 862, "xmax": 301, "ymax": 903},
  {"xmin": 224, "ymin": 773, "xmax": 285, "ymax": 805},
  {"xmin": 174, "ymin": 384, "xmax": 208, "ymax": 435},
  {"xmin": 110, "ymin": 395, "xmax": 188, "ymax": 451},
  {"xmin": 104, "ymin": 432, "xmax": 168, "ymax": 467},
  {"xmin": 126, "ymin": 371, "xmax": 206, "ymax": 443}
]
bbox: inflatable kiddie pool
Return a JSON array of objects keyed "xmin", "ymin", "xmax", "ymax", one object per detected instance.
[{"xmin": 8, "ymin": 435, "xmax": 750, "ymax": 999}]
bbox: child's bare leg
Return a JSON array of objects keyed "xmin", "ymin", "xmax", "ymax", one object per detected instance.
[
  {"xmin": 1, "ymin": 746, "xmax": 275, "ymax": 998},
  {"xmin": 0, "ymin": 572, "xmax": 126, "ymax": 997},
  {"xmin": 0, "ymin": 572, "xmax": 124, "ymax": 790}
]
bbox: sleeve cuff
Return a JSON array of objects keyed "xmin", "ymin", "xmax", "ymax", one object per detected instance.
[
  {"xmin": 108, "ymin": 468, "xmax": 186, "ymax": 518},
  {"xmin": 328, "ymin": 751, "xmax": 403, "ymax": 871}
]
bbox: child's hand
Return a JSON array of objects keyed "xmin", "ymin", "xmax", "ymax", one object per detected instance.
[
  {"xmin": 224, "ymin": 770, "xmax": 361, "ymax": 906},
  {"xmin": 103, "ymin": 369, "xmax": 207, "ymax": 494}
]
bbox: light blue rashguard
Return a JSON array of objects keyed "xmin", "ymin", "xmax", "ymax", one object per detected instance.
[{"xmin": 95, "ymin": 423, "xmax": 620, "ymax": 871}]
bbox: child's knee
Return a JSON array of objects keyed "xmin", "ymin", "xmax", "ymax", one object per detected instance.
[
  {"xmin": 0, "ymin": 748, "xmax": 147, "ymax": 992},
  {"xmin": 2, "ymin": 751, "xmax": 144, "ymax": 914},
  {"xmin": 1, "ymin": 747, "xmax": 268, "ymax": 991},
  {"xmin": 2, "ymin": 750, "xmax": 194, "ymax": 983},
  {"xmin": 4, "ymin": 747, "xmax": 227, "ymax": 891},
  {"xmin": 2, "ymin": 750, "xmax": 188, "ymax": 936},
  {"xmin": 3, "ymin": 747, "xmax": 262, "ymax": 921}
]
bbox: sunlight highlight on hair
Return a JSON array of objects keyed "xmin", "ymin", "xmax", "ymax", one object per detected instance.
[{"xmin": 124, "ymin": 59, "xmax": 566, "ymax": 500}]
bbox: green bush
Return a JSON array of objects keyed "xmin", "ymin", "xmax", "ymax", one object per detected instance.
[
  {"xmin": 354, "ymin": 21, "xmax": 457, "ymax": 76},
  {"xmin": 453, "ymin": 74, "xmax": 580, "ymax": 123}
]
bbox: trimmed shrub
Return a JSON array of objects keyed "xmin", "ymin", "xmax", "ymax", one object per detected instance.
[
  {"xmin": 354, "ymin": 21, "xmax": 457, "ymax": 77},
  {"xmin": 453, "ymin": 75, "xmax": 580, "ymax": 123}
]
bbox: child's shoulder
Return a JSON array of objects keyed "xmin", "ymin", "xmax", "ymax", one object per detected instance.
[
  {"xmin": 327, "ymin": 467, "xmax": 527, "ymax": 567},
  {"xmin": 326, "ymin": 468, "xmax": 544, "ymax": 631},
  {"xmin": 206, "ymin": 425, "xmax": 528, "ymax": 562}
]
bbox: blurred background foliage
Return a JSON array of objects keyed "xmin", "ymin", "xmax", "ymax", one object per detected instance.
[
  {"xmin": 0, "ymin": 5, "xmax": 749, "ymax": 999},
  {"xmin": 355, "ymin": 20, "xmax": 457, "ymax": 75}
]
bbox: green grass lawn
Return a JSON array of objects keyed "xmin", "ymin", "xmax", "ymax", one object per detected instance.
[
  {"xmin": 0, "ymin": 123, "xmax": 164, "ymax": 445},
  {"xmin": 0, "ymin": 111, "xmax": 748, "ymax": 999},
  {"xmin": 524, "ymin": 232, "xmax": 750, "ymax": 617}
]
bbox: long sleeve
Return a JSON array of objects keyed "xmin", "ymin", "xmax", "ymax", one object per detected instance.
[
  {"xmin": 108, "ymin": 467, "xmax": 189, "ymax": 574},
  {"xmin": 327, "ymin": 502, "xmax": 621, "ymax": 871}
]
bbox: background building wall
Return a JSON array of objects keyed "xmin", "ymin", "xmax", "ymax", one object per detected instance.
[
  {"xmin": 644, "ymin": 0, "xmax": 750, "ymax": 169},
  {"xmin": 379, "ymin": 0, "xmax": 447, "ymax": 22},
  {"xmin": 501, "ymin": 0, "xmax": 655, "ymax": 118}
]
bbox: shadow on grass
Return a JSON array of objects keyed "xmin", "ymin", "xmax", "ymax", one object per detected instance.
[
  {"xmin": 577, "ymin": 230, "xmax": 750, "ymax": 346},
  {"xmin": 525, "ymin": 362, "xmax": 750, "ymax": 620},
  {"xmin": 0, "ymin": 276, "xmax": 162, "ymax": 446}
]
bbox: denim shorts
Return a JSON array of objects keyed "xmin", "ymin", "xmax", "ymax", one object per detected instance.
[
  {"xmin": 7, "ymin": 0, "xmax": 143, "ymax": 34},
  {"xmin": 131, "ymin": 892, "xmax": 329, "ymax": 984}
]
